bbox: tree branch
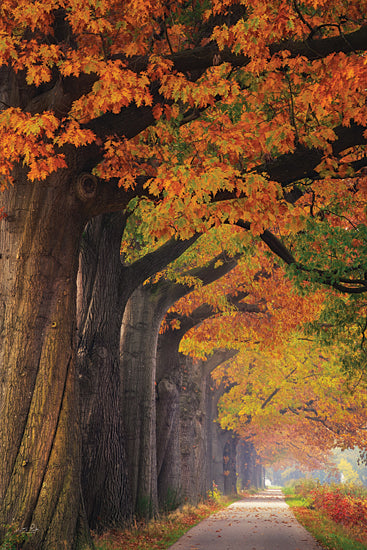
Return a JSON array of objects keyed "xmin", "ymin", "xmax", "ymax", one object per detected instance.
[
  {"xmin": 86, "ymin": 25, "xmax": 367, "ymax": 140},
  {"xmin": 122, "ymin": 233, "xmax": 199, "ymax": 294},
  {"xmin": 124, "ymin": 24, "xmax": 367, "ymax": 75}
]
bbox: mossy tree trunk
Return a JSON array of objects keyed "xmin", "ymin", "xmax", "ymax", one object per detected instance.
[
  {"xmin": 0, "ymin": 147, "xmax": 135, "ymax": 547},
  {"xmin": 0, "ymin": 170, "xmax": 93, "ymax": 549}
]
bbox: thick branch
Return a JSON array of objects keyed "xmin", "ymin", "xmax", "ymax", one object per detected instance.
[
  {"xmin": 210, "ymin": 124, "xmax": 367, "ymax": 202},
  {"xmin": 165, "ymin": 289, "xmax": 260, "ymax": 337},
  {"xmin": 121, "ymin": 233, "xmax": 199, "ymax": 295},
  {"xmin": 88, "ymin": 117, "xmax": 367, "ymax": 229},
  {"xmin": 87, "ymin": 26, "xmax": 367, "ymax": 140},
  {"xmin": 234, "ymin": 224, "xmax": 367, "ymax": 294},
  {"xmin": 261, "ymin": 230, "xmax": 367, "ymax": 293},
  {"xmin": 202, "ymin": 348, "xmax": 239, "ymax": 376},
  {"xmin": 123, "ymin": 24, "xmax": 367, "ymax": 76}
]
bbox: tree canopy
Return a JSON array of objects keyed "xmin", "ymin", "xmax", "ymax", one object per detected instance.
[{"xmin": 1, "ymin": 0, "xmax": 366, "ymax": 230}]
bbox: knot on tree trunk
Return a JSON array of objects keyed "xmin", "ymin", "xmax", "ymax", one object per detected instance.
[{"xmin": 76, "ymin": 173, "xmax": 98, "ymax": 202}]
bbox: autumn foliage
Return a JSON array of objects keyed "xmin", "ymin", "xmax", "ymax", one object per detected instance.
[
  {"xmin": 1, "ymin": 0, "xmax": 367, "ymax": 547},
  {"xmin": 169, "ymin": 246, "xmax": 367, "ymax": 471},
  {"xmin": 311, "ymin": 486, "xmax": 367, "ymax": 531},
  {"xmin": 1, "ymin": 0, "xmax": 366, "ymax": 230},
  {"xmin": 292, "ymin": 481, "xmax": 367, "ymax": 546}
]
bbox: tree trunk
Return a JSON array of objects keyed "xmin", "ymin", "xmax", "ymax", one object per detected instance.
[
  {"xmin": 237, "ymin": 439, "xmax": 264, "ymax": 489},
  {"xmin": 156, "ymin": 378, "xmax": 181, "ymax": 510},
  {"xmin": 120, "ymin": 285, "xmax": 161, "ymax": 518},
  {"xmin": 156, "ymin": 328, "xmax": 184, "ymax": 510},
  {"xmin": 120, "ymin": 254, "xmax": 235, "ymax": 516},
  {"xmin": 179, "ymin": 352, "xmax": 234, "ymax": 501},
  {"xmin": 0, "ymin": 172, "xmax": 92, "ymax": 549},
  {"xmin": 78, "ymin": 224, "xmax": 198, "ymax": 527},
  {"xmin": 223, "ymin": 436, "xmax": 238, "ymax": 495},
  {"xmin": 78, "ymin": 213, "xmax": 131, "ymax": 530},
  {"xmin": 237, "ymin": 440, "xmax": 255, "ymax": 490},
  {"xmin": 179, "ymin": 355, "xmax": 208, "ymax": 502},
  {"xmin": 205, "ymin": 366, "xmax": 238, "ymax": 496}
]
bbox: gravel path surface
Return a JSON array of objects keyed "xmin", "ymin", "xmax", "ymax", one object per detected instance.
[{"xmin": 169, "ymin": 489, "xmax": 323, "ymax": 550}]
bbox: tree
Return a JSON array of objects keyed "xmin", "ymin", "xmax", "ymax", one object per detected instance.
[
  {"xmin": 175, "ymin": 256, "xmax": 367, "ymax": 471},
  {"xmin": 157, "ymin": 291, "xmax": 245, "ymax": 503},
  {"xmin": 77, "ymin": 214, "xmax": 198, "ymax": 529},
  {"xmin": 338, "ymin": 458, "xmax": 360, "ymax": 484},
  {"xmin": 216, "ymin": 339, "xmax": 367, "ymax": 470},
  {"xmin": 1, "ymin": 1, "xmax": 366, "ymax": 547},
  {"xmin": 120, "ymin": 246, "xmax": 239, "ymax": 516}
]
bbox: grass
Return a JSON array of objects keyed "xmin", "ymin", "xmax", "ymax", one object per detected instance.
[
  {"xmin": 284, "ymin": 486, "xmax": 367, "ymax": 550},
  {"xmin": 94, "ymin": 495, "xmax": 239, "ymax": 550}
]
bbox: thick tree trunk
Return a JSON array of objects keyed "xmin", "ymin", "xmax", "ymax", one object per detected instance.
[
  {"xmin": 120, "ymin": 285, "xmax": 161, "ymax": 518},
  {"xmin": 237, "ymin": 439, "xmax": 264, "ymax": 490},
  {"xmin": 156, "ymin": 328, "xmax": 184, "ymax": 510},
  {"xmin": 0, "ymin": 172, "xmax": 92, "ymax": 549},
  {"xmin": 237, "ymin": 440, "xmax": 255, "ymax": 490},
  {"xmin": 179, "ymin": 352, "xmax": 235, "ymax": 501},
  {"xmin": 78, "ymin": 213, "xmax": 131, "ymax": 530},
  {"xmin": 210, "ymin": 427, "xmax": 237, "ymax": 496},
  {"xmin": 78, "ymin": 224, "xmax": 198, "ymax": 527},
  {"xmin": 223, "ymin": 436, "xmax": 238, "ymax": 495},
  {"xmin": 179, "ymin": 355, "xmax": 208, "ymax": 502},
  {"xmin": 205, "ymin": 363, "xmax": 238, "ymax": 496},
  {"xmin": 156, "ymin": 378, "xmax": 181, "ymax": 510},
  {"xmin": 120, "ymin": 254, "xmax": 236, "ymax": 516},
  {"xmin": 157, "ymin": 292, "xmax": 253, "ymax": 503}
]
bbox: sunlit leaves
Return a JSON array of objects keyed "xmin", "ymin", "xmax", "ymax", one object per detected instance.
[
  {"xmin": 0, "ymin": 109, "xmax": 96, "ymax": 182},
  {"xmin": 71, "ymin": 62, "xmax": 152, "ymax": 122},
  {"xmin": 216, "ymin": 339, "xmax": 367, "ymax": 469},
  {"xmin": 0, "ymin": 109, "xmax": 65, "ymax": 182}
]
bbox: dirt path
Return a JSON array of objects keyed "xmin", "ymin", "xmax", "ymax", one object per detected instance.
[{"xmin": 169, "ymin": 489, "xmax": 323, "ymax": 550}]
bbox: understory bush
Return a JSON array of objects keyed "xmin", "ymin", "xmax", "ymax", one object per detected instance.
[
  {"xmin": 289, "ymin": 480, "xmax": 367, "ymax": 547},
  {"xmin": 309, "ymin": 483, "xmax": 367, "ymax": 530}
]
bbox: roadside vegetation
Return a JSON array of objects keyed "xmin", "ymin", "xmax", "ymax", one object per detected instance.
[{"xmin": 283, "ymin": 481, "xmax": 367, "ymax": 550}]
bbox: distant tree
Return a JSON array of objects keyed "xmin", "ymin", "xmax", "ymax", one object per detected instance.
[{"xmin": 338, "ymin": 458, "xmax": 361, "ymax": 485}]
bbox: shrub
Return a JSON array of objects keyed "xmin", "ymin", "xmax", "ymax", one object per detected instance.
[{"xmin": 207, "ymin": 481, "xmax": 222, "ymax": 503}]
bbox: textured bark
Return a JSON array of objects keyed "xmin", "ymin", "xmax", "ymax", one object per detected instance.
[
  {"xmin": 156, "ymin": 330, "xmax": 183, "ymax": 509},
  {"xmin": 203, "ymin": 360, "xmax": 241, "ymax": 496},
  {"xmin": 78, "ymin": 226, "xmax": 198, "ymax": 526},
  {"xmin": 179, "ymin": 351, "xmax": 237, "ymax": 501},
  {"xmin": 156, "ymin": 292, "xmax": 260, "ymax": 504},
  {"xmin": 120, "ymin": 285, "xmax": 162, "ymax": 518},
  {"xmin": 120, "ymin": 253, "xmax": 239, "ymax": 516},
  {"xmin": 223, "ymin": 436, "xmax": 238, "ymax": 495},
  {"xmin": 179, "ymin": 355, "xmax": 209, "ymax": 502},
  {"xmin": 0, "ymin": 171, "xmax": 93, "ymax": 549},
  {"xmin": 237, "ymin": 440, "xmax": 264, "ymax": 490},
  {"xmin": 156, "ymin": 378, "xmax": 181, "ymax": 510},
  {"xmin": 78, "ymin": 213, "xmax": 131, "ymax": 530}
]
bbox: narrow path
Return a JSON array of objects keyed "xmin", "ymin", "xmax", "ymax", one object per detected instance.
[{"xmin": 169, "ymin": 489, "xmax": 323, "ymax": 550}]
